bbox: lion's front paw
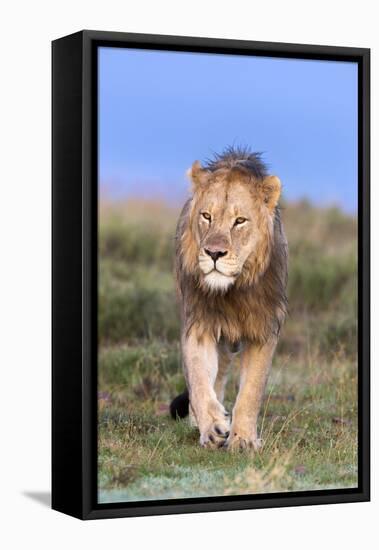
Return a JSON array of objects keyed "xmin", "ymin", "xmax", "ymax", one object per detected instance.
[
  {"xmin": 200, "ymin": 418, "xmax": 230, "ymax": 449},
  {"xmin": 224, "ymin": 432, "xmax": 262, "ymax": 452}
]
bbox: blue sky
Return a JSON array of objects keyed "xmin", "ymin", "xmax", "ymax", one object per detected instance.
[{"xmin": 99, "ymin": 47, "xmax": 358, "ymax": 212}]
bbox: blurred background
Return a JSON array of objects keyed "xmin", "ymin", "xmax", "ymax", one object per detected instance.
[{"xmin": 98, "ymin": 47, "xmax": 358, "ymax": 503}]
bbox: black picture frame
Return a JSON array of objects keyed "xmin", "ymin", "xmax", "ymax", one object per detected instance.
[{"xmin": 52, "ymin": 30, "xmax": 370, "ymax": 520}]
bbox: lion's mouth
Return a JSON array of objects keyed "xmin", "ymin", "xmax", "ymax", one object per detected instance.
[
  {"xmin": 200, "ymin": 264, "xmax": 239, "ymax": 277},
  {"xmin": 208, "ymin": 265, "xmax": 240, "ymax": 278},
  {"xmin": 198, "ymin": 253, "xmax": 240, "ymax": 282}
]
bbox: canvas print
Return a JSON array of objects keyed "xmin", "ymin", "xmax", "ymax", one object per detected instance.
[{"xmin": 97, "ymin": 47, "xmax": 358, "ymax": 504}]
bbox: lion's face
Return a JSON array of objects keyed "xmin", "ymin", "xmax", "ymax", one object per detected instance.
[
  {"xmin": 187, "ymin": 162, "xmax": 281, "ymax": 292},
  {"xmin": 196, "ymin": 181, "xmax": 262, "ymax": 291}
]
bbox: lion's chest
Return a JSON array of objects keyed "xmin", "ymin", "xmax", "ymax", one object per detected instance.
[{"xmin": 204, "ymin": 293, "xmax": 272, "ymax": 344}]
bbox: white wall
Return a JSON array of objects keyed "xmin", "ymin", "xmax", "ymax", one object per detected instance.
[{"xmin": 0, "ymin": 1, "xmax": 376, "ymax": 548}]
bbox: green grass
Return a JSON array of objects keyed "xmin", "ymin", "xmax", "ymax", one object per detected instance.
[
  {"xmin": 98, "ymin": 343, "xmax": 357, "ymax": 502},
  {"xmin": 98, "ymin": 199, "xmax": 358, "ymax": 502}
]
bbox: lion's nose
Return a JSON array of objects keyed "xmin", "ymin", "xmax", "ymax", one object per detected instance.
[{"xmin": 204, "ymin": 248, "xmax": 228, "ymax": 262}]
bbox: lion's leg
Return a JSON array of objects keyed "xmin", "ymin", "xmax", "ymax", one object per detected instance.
[
  {"xmin": 188, "ymin": 403, "xmax": 197, "ymax": 427},
  {"xmin": 188, "ymin": 349, "xmax": 229, "ymax": 428},
  {"xmin": 225, "ymin": 338, "xmax": 277, "ymax": 451},
  {"xmin": 182, "ymin": 330, "xmax": 230, "ymax": 448},
  {"xmin": 214, "ymin": 348, "xmax": 231, "ymax": 404}
]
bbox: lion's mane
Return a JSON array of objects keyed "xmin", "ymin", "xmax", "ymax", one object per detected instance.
[{"xmin": 175, "ymin": 147, "xmax": 288, "ymax": 345}]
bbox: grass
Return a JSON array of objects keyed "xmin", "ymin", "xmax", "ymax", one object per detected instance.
[{"xmin": 98, "ymin": 198, "xmax": 358, "ymax": 503}]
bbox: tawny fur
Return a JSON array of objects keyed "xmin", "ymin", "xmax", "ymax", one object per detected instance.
[
  {"xmin": 176, "ymin": 152, "xmax": 288, "ymax": 345},
  {"xmin": 173, "ymin": 147, "xmax": 288, "ymax": 450}
]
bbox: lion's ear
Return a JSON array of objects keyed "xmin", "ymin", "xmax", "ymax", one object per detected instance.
[
  {"xmin": 259, "ymin": 175, "xmax": 281, "ymax": 211},
  {"xmin": 187, "ymin": 161, "xmax": 209, "ymax": 192}
]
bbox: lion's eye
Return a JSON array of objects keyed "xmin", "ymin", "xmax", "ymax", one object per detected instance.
[
  {"xmin": 235, "ymin": 217, "xmax": 247, "ymax": 225},
  {"xmin": 201, "ymin": 212, "xmax": 211, "ymax": 222}
]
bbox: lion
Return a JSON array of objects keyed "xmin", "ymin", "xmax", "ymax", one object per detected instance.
[{"xmin": 170, "ymin": 146, "xmax": 288, "ymax": 451}]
